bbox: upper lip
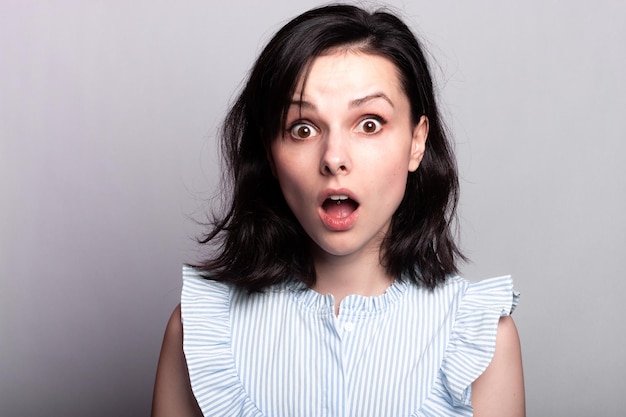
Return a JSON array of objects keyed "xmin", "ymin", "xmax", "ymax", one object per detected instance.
[{"xmin": 318, "ymin": 188, "xmax": 359, "ymax": 205}]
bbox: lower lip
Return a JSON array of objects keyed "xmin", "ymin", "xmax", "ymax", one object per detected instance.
[{"xmin": 319, "ymin": 207, "xmax": 359, "ymax": 231}]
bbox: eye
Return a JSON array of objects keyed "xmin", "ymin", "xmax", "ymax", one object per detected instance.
[
  {"xmin": 356, "ymin": 117, "xmax": 384, "ymax": 135},
  {"xmin": 289, "ymin": 122, "xmax": 318, "ymax": 140}
]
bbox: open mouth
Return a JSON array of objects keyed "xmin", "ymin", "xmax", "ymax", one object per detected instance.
[{"xmin": 322, "ymin": 195, "xmax": 359, "ymax": 219}]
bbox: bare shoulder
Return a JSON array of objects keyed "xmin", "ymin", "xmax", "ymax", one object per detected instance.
[
  {"xmin": 164, "ymin": 304, "xmax": 183, "ymax": 342},
  {"xmin": 151, "ymin": 304, "xmax": 203, "ymax": 417},
  {"xmin": 472, "ymin": 316, "xmax": 526, "ymax": 417}
]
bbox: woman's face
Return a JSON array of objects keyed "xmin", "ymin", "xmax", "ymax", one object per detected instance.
[{"xmin": 270, "ymin": 51, "xmax": 428, "ymax": 263}]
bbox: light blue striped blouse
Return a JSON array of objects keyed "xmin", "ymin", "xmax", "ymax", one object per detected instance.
[{"xmin": 181, "ymin": 266, "xmax": 519, "ymax": 417}]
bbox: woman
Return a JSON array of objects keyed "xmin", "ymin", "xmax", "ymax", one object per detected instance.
[{"xmin": 152, "ymin": 4, "xmax": 525, "ymax": 416}]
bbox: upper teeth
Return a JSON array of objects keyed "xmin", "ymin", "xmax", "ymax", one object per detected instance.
[{"xmin": 330, "ymin": 195, "xmax": 349, "ymax": 205}]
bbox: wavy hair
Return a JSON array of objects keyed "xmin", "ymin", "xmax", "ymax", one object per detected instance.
[{"xmin": 194, "ymin": 4, "xmax": 465, "ymax": 291}]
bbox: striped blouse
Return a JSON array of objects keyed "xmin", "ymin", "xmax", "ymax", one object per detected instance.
[{"xmin": 181, "ymin": 266, "xmax": 519, "ymax": 417}]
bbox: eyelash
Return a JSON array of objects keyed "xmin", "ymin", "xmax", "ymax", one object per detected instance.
[{"xmin": 286, "ymin": 115, "xmax": 387, "ymax": 140}]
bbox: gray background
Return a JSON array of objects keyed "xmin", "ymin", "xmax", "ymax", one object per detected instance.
[{"xmin": 1, "ymin": 0, "xmax": 624, "ymax": 416}]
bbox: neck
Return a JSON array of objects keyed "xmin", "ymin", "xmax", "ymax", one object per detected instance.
[{"xmin": 311, "ymin": 247, "xmax": 394, "ymax": 314}]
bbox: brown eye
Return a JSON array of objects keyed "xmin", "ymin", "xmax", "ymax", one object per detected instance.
[
  {"xmin": 363, "ymin": 121, "xmax": 377, "ymax": 133},
  {"xmin": 357, "ymin": 118, "xmax": 383, "ymax": 134},
  {"xmin": 290, "ymin": 123, "xmax": 317, "ymax": 140},
  {"xmin": 297, "ymin": 125, "xmax": 311, "ymax": 137}
]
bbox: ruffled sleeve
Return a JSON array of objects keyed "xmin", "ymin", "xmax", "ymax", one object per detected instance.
[
  {"xmin": 181, "ymin": 266, "xmax": 264, "ymax": 417},
  {"xmin": 414, "ymin": 275, "xmax": 520, "ymax": 417}
]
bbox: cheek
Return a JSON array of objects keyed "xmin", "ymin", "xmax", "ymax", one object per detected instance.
[
  {"xmin": 273, "ymin": 159, "xmax": 308, "ymax": 205},
  {"xmin": 376, "ymin": 160, "xmax": 410, "ymax": 206},
  {"xmin": 271, "ymin": 149, "xmax": 292, "ymax": 188},
  {"xmin": 271, "ymin": 145, "xmax": 317, "ymax": 198}
]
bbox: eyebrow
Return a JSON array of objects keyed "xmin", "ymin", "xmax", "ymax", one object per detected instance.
[
  {"xmin": 350, "ymin": 93, "xmax": 394, "ymax": 108},
  {"xmin": 288, "ymin": 92, "xmax": 394, "ymax": 110},
  {"xmin": 289, "ymin": 99, "xmax": 316, "ymax": 110}
]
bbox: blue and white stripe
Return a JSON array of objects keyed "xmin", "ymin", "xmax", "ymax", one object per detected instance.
[{"xmin": 181, "ymin": 266, "xmax": 519, "ymax": 417}]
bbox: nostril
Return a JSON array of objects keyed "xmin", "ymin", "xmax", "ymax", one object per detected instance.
[
  {"xmin": 323, "ymin": 164, "xmax": 346, "ymax": 174},
  {"xmin": 320, "ymin": 157, "xmax": 350, "ymax": 175}
]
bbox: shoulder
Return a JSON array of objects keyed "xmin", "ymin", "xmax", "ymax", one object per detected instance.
[
  {"xmin": 151, "ymin": 305, "xmax": 203, "ymax": 417},
  {"xmin": 472, "ymin": 316, "xmax": 525, "ymax": 417},
  {"xmin": 165, "ymin": 304, "xmax": 183, "ymax": 340}
]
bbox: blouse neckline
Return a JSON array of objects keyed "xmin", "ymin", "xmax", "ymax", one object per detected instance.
[{"xmin": 287, "ymin": 278, "xmax": 410, "ymax": 316}]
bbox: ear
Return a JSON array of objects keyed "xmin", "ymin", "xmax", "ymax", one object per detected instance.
[{"xmin": 408, "ymin": 115, "xmax": 428, "ymax": 172}]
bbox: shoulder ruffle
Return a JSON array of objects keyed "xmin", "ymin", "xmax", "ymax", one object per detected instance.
[
  {"xmin": 414, "ymin": 275, "xmax": 520, "ymax": 416},
  {"xmin": 181, "ymin": 266, "xmax": 264, "ymax": 417}
]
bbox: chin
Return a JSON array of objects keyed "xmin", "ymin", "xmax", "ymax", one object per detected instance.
[{"xmin": 312, "ymin": 236, "xmax": 381, "ymax": 259}]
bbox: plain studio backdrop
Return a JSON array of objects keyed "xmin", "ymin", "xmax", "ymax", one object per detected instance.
[{"xmin": 1, "ymin": 0, "xmax": 624, "ymax": 416}]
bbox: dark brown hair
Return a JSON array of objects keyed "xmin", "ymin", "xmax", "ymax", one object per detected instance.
[{"xmin": 194, "ymin": 4, "xmax": 465, "ymax": 291}]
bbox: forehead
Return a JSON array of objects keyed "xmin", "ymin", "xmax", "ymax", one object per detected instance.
[{"xmin": 294, "ymin": 51, "xmax": 405, "ymax": 101}]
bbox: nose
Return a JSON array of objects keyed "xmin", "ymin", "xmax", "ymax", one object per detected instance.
[{"xmin": 320, "ymin": 130, "xmax": 351, "ymax": 175}]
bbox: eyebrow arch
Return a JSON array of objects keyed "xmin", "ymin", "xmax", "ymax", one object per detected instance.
[
  {"xmin": 289, "ymin": 93, "xmax": 394, "ymax": 111},
  {"xmin": 288, "ymin": 99, "xmax": 316, "ymax": 110},
  {"xmin": 350, "ymin": 93, "xmax": 394, "ymax": 108}
]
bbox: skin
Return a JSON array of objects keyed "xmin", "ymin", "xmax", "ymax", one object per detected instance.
[
  {"xmin": 151, "ymin": 51, "xmax": 525, "ymax": 416},
  {"xmin": 270, "ymin": 51, "xmax": 427, "ymax": 307},
  {"xmin": 151, "ymin": 305, "xmax": 203, "ymax": 417},
  {"xmin": 473, "ymin": 316, "xmax": 526, "ymax": 416}
]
